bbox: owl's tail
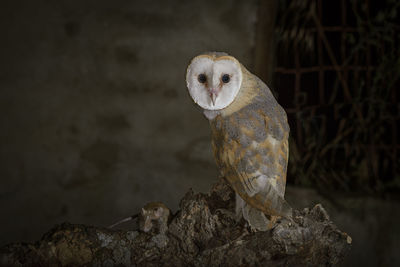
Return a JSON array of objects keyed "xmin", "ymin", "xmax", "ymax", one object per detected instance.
[
  {"xmin": 237, "ymin": 182, "xmax": 293, "ymax": 218},
  {"xmin": 236, "ymin": 194, "xmax": 277, "ymax": 231}
]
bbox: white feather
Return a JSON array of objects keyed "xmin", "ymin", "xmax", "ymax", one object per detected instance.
[{"xmin": 186, "ymin": 56, "xmax": 243, "ymax": 112}]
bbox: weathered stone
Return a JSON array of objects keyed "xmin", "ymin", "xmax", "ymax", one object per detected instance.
[{"xmin": 0, "ymin": 178, "xmax": 351, "ymax": 266}]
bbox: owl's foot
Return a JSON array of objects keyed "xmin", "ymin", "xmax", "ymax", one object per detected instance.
[
  {"xmin": 244, "ymin": 215, "xmax": 279, "ymax": 232},
  {"xmin": 267, "ymin": 215, "xmax": 279, "ymax": 230},
  {"xmin": 214, "ymin": 208, "xmax": 235, "ymax": 218}
]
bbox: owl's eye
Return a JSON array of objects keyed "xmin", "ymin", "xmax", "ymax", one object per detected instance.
[
  {"xmin": 221, "ymin": 74, "xmax": 230, "ymax": 83},
  {"xmin": 198, "ymin": 74, "xmax": 207, "ymax": 83}
]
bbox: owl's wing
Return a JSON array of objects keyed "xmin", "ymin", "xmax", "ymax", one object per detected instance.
[{"xmin": 225, "ymin": 120, "xmax": 292, "ymax": 218}]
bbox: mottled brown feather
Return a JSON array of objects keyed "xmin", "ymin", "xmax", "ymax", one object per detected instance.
[{"xmin": 210, "ymin": 62, "xmax": 292, "ymax": 218}]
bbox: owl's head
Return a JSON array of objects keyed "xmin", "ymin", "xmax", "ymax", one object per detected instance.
[{"xmin": 186, "ymin": 53, "xmax": 243, "ymax": 111}]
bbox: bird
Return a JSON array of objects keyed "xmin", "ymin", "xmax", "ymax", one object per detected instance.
[{"xmin": 185, "ymin": 52, "xmax": 292, "ymax": 231}]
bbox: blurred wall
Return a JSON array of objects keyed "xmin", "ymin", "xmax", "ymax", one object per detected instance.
[{"xmin": 0, "ymin": 0, "xmax": 258, "ymax": 245}]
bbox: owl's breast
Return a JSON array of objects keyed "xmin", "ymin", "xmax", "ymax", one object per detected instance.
[
  {"xmin": 210, "ymin": 111, "xmax": 269, "ymax": 171},
  {"xmin": 210, "ymin": 107, "xmax": 288, "ymax": 185},
  {"xmin": 210, "ymin": 115, "xmax": 240, "ymax": 175}
]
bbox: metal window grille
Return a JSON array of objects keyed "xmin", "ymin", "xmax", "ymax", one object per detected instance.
[{"xmin": 274, "ymin": 0, "xmax": 400, "ymax": 190}]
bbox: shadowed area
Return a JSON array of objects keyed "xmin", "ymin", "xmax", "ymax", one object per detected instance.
[{"xmin": 0, "ymin": 0, "xmax": 256, "ymax": 246}]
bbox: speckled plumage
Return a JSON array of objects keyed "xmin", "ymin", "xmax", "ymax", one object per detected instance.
[
  {"xmin": 186, "ymin": 53, "xmax": 292, "ymax": 231},
  {"xmin": 210, "ymin": 65, "xmax": 291, "ymax": 213}
]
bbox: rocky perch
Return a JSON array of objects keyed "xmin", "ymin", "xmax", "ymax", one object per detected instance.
[{"xmin": 0, "ymin": 178, "xmax": 351, "ymax": 266}]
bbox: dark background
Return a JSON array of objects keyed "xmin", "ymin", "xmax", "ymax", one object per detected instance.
[{"xmin": 0, "ymin": 0, "xmax": 399, "ymax": 266}]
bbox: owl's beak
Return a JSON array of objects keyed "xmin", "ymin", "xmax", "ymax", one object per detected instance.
[
  {"xmin": 210, "ymin": 93, "xmax": 217, "ymax": 106},
  {"xmin": 209, "ymin": 88, "xmax": 219, "ymax": 106}
]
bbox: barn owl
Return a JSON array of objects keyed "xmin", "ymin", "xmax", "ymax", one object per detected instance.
[{"xmin": 186, "ymin": 52, "xmax": 292, "ymax": 231}]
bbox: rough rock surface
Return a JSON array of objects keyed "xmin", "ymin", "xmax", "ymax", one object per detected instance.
[{"xmin": 0, "ymin": 178, "xmax": 351, "ymax": 266}]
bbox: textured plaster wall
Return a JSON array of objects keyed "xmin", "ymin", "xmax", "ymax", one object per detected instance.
[{"xmin": 0, "ymin": 0, "xmax": 258, "ymax": 245}]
